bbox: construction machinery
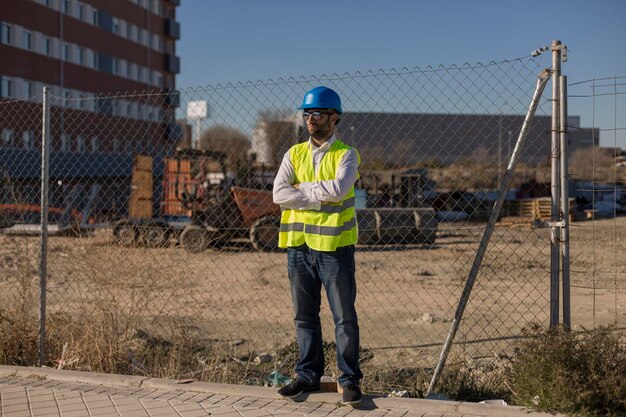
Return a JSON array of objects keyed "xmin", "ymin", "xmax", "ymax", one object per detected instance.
[
  {"xmin": 112, "ymin": 149, "xmax": 281, "ymax": 251},
  {"xmin": 112, "ymin": 150, "xmax": 438, "ymax": 251}
]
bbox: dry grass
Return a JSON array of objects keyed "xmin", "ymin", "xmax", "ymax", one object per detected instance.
[{"xmin": 1, "ymin": 215, "xmax": 624, "ymax": 405}]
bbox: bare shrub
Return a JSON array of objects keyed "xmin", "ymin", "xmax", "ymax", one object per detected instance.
[
  {"xmin": 570, "ymin": 147, "xmax": 618, "ymax": 182},
  {"xmin": 199, "ymin": 125, "xmax": 251, "ymax": 170},
  {"xmin": 507, "ymin": 324, "xmax": 626, "ymax": 416}
]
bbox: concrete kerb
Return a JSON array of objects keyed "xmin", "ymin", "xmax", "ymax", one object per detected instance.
[{"xmin": 0, "ymin": 366, "xmax": 559, "ymax": 417}]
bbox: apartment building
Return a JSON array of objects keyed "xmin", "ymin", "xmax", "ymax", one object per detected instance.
[
  {"xmin": 0, "ymin": 0, "xmax": 181, "ymax": 216},
  {"xmin": 0, "ymin": 0, "xmax": 180, "ymax": 156}
]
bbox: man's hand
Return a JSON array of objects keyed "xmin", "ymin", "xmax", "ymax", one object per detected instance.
[{"xmin": 292, "ymin": 183, "xmax": 300, "ymax": 190}]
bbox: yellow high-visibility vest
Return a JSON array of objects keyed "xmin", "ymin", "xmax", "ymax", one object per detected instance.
[{"xmin": 278, "ymin": 139, "xmax": 359, "ymax": 251}]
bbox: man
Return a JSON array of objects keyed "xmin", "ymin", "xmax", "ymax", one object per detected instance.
[{"xmin": 273, "ymin": 86, "xmax": 363, "ymax": 405}]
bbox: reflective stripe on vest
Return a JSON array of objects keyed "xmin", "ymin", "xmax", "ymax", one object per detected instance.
[
  {"xmin": 280, "ymin": 215, "xmax": 357, "ymax": 236},
  {"xmin": 278, "ymin": 139, "xmax": 359, "ymax": 251},
  {"xmin": 319, "ymin": 197, "xmax": 355, "ymax": 214}
]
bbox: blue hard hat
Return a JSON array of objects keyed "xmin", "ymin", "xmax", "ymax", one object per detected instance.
[{"xmin": 298, "ymin": 86, "xmax": 342, "ymax": 114}]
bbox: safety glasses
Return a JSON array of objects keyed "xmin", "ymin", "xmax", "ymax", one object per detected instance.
[{"xmin": 302, "ymin": 111, "xmax": 334, "ymax": 121}]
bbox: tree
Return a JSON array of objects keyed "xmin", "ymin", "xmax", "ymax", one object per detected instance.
[
  {"xmin": 569, "ymin": 147, "xmax": 616, "ymax": 181},
  {"xmin": 198, "ymin": 125, "xmax": 251, "ymax": 170}
]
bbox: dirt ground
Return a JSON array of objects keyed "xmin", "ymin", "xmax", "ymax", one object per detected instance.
[{"xmin": 1, "ymin": 216, "xmax": 624, "ymax": 370}]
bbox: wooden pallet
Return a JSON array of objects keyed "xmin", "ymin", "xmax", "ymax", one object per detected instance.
[{"xmin": 502, "ymin": 197, "xmax": 576, "ymax": 222}]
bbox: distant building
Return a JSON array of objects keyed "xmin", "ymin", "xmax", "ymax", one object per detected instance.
[
  {"xmin": 250, "ymin": 115, "xmax": 300, "ymax": 168},
  {"xmin": 335, "ymin": 113, "xmax": 598, "ymax": 168},
  {"xmin": 0, "ymin": 0, "xmax": 180, "ymax": 157},
  {"xmin": 252, "ymin": 112, "xmax": 599, "ymax": 169}
]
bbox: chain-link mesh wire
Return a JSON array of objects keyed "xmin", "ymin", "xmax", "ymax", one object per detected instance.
[
  {"xmin": 567, "ymin": 76, "xmax": 626, "ymax": 330},
  {"xmin": 3, "ymin": 53, "xmax": 623, "ymax": 392}
]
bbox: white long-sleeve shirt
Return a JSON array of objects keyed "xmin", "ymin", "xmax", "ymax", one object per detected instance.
[{"xmin": 272, "ymin": 135, "xmax": 359, "ymax": 211}]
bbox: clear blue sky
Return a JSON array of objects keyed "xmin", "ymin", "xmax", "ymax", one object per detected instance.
[{"xmin": 176, "ymin": 0, "xmax": 626, "ymax": 147}]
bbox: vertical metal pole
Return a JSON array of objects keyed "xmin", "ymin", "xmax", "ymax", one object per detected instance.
[
  {"xmin": 39, "ymin": 86, "xmax": 51, "ymax": 367},
  {"xmin": 59, "ymin": 5, "xmax": 65, "ymax": 148},
  {"xmin": 427, "ymin": 70, "xmax": 551, "ymax": 396},
  {"xmin": 549, "ymin": 40, "xmax": 562, "ymax": 327},
  {"xmin": 498, "ymin": 114, "xmax": 502, "ymax": 186},
  {"xmin": 560, "ymin": 76, "xmax": 571, "ymax": 328}
]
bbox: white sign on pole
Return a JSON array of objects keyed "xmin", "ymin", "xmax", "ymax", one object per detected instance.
[{"xmin": 186, "ymin": 100, "xmax": 208, "ymax": 120}]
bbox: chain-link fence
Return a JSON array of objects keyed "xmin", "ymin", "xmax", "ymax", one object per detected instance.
[
  {"xmin": 1, "ymin": 51, "xmax": 624, "ymax": 393},
  {"xmin": 567, "ymin": 76, "xmax": 626, "ymax": 332}
]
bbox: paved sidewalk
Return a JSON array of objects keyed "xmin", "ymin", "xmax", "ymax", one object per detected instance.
[{"xmin": 0, "ymin": 366, "xmax": 559, "ymax": 417}]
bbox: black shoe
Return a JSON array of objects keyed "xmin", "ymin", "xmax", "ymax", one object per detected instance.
[
  {"xmin": 277, "ymin": 379, "xmax": 320, "ymax": 399},
  {"xmin": 342, "ymin": 384, "xmax": 362, "ymax": 405}
]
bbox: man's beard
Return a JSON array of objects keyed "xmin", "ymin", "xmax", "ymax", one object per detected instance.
[{"xmin": 308, "ymin": 120, "xmax": 332, "ymax": 140}]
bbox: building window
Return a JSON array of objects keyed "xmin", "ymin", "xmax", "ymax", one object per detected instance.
[
  {"xmin": 63, "ymin": 90, "xmax": 72, "ymax": 108},
  {"xmin": 128, "ymin": 24, "xmax": 136, "ymax": 42},
  {"xmin": 91, "ymin": 137, "xmax": 98, "ymax": 152},
  {"xmin": 62, "ymin": 43, "xmax": 70, "ymax": 61},
  {"xmin": 150, "ymin": 0, "xmax": 160, "ymax": 15},
  {"xmin": 77, "ymin": 136, "xmax": 85, "ymax": 152},
  {"xmin": 79, "ymin": 93, "xmax": 88, "ymax": 110},
  {"xmin": 91, "ymin": 51, "xmax": 99, "ymax": 69},
  {"xmin": 76, "ymin": 2, "xmax": 84, "ymax": 20},
  {"xmin": 118, "ymin": 20, "xmax": 126, "ymax": 38},
  {"xmin": 1, "ymin": 23, "xmax": 12, "ymax": 45},
  {"xmin": 61, "ymin": 0, "xmax": 70, "ymax": 14},
  {"xmin": 77, "ymin": 47, "xmax": 85, "ymax": 65},
  {"xmin": 22, "ymin": 30, "xmax": 32, "ymax": 50},
  {"xmin": 1, "ymin": 77, "xmax": 12, "ymax": 98},
  {"xmin": 43, "ymin": 36, "xmax": 52, "ymax": 55},
  {"xmin": 2, "ymin": 129, "xmax": 15, "ymax": 148},
  {"xmin": 22, "ymin": 131, "xmax": 34, "ymax": 150},
  {"xmin": 118, "ymin": 60, "xmax": 127, "ymax": 78},
  {"xmin": 112, "ymin": 17, "xmax": 119, "ymax": 34},
  {"xmin": 61, "ymin": 134, "xmax": 70, "ymax": 152},
  {"xmin": 129, "ymin": 63, "xmax": 137, "ymax": 80},
  {"xmin": 91, "ymin": 9, "xmax": 98, "ymax": 25},
  {"xmin": 23, "ymin": 81, "xmax": 34, "ymax": 98}
]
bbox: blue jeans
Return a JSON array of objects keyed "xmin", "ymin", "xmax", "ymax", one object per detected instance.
[{"xmin": 287, "ymin": 244, "xmax": 362, "ymax": 387}]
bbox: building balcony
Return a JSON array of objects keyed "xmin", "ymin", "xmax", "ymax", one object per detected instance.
[{"xmin": 165, "ymin": 18, "xmax": 180, "ymax": 40}]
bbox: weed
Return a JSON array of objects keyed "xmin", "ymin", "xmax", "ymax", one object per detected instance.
[{"xmin": 506, "ymin": 324, "xmax": 626, "ymax": 416}]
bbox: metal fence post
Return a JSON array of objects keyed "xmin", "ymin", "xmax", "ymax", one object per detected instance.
[
  {"xmin": 560, "ymin": 75, "xmax": 571, "ymax": 328},
  {"xmin": 550, "ymin": 40, "xmax": 562, "ymax": 327},
  {"xmin": 39, "ymin": 86, "xmax": 51, "ymax": 367},
  {"xmin": 427, "ymin": 69, "xmax": 552, "ymax": 396}
]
